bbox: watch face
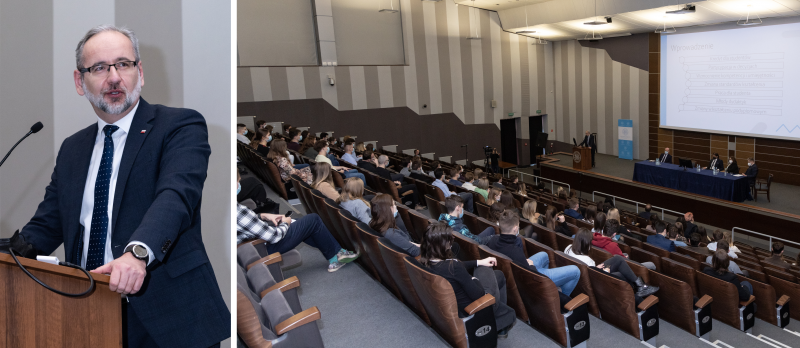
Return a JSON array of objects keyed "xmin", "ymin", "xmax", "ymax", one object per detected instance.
[{"xmin": 132, "ymin": 245, "xmax": 147, "ymax": 258}]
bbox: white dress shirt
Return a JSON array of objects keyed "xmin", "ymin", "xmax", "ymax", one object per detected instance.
[{"xmin": 79, "ymin": 101, "xmax": 153, "ymax": 268}]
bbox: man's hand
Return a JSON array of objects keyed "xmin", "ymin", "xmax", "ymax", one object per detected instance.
[
  {"xmin": 527, "ymin": 259, "xmax": 534, "ymax": 266},
  {"xmin": 394, "ymin": 181, "xmax": 401, "ymax": 186},
  {"xmin": 260, "ymin": 213, "xmax": 283, "ymax": 225},
  {"xmin": 92, "ymin": 252, "xmax": 146, "ymax": 295}
]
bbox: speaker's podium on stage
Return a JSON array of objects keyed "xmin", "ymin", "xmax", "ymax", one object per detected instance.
[
  {"xmin": 0, "ymin": 253, "xmax": 121, "ymax": 347},
  {"xmin": 573, "ymin": 146, "xmax": 592, "ymax": 170}
]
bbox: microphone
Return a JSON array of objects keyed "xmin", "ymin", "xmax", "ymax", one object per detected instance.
[{"xmin": 0, "ymin": 122, "xmax": 44, "ymax": 168}]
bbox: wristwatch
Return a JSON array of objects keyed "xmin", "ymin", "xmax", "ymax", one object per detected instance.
[{"xmin": 125, "ymin": 244, "xmax": 149, "ymax": 261}]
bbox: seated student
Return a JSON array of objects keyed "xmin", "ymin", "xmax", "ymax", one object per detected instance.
[
  {"xmin": 286, "ymin": 129, "xmax": 303, "ymax": 152},
  {"xmin": 564, "ymin": 199, "xmax": 584, "ymax": 220},
  {"xmin": 461, "ymin": 172, "xmax": 477, "ymax": 191},
  {"xmin": 366, "ymin": 143, "xmax": 374, "ymax": 152},
  {"xmin": 438, "ymin": 195, "xmax": 503, "ymax": 246},
  {"xmin": 582, "ymin": 205, "xmax": 597, "ymax": 225},
  {"xmin": 566, "ymin": 228, "xmax": 659, "ymax": 297},
  {"xmin": 357, "ymin": 150, "xmax": 378, "ymax": 172},
  {"xmin": 474, "ymin": 178, "xmax": 490, "ymax": 200},
  {"xmin": 486, "ymin": 203, "xmax": 506, "ymax": 225},
  {"xmin": 421, "ymin": 222, "xmax": 517, "ymax": 339},
  {"xmin": 337, "ymin": 177, "xmax": 372, "ymax": 225},
  {"xmin": 683, "ymin": 212, "xmax": 699, "ymax": 238},
  {"xmin": 488, "ymin": 211, "xmax": 581, "ymax": 297},
  {"xmin": 593, "ymin": 220, "xmax": 657, "ymax": 270},
  {"xmin": 249, "ymin": 129, "xmax": 271, "ymax": 158},
  {"xmin": 399, "ymin": 158, "xmax": 413, "ymax": 177},
  {"xmin": 723, "ymin": 230, "xmax": 741, "ymax": 254},
  {"xmin": 499, "ymin": 191, "xmax": 518, "ymax": 215},
  {"xmin": 592, "ymin": 212, "xmax": 606, "ymax": 234},
  {"xmin": 313, "ymin": 140, "xmax": 367, "ymax": 185},
  {"xmin": 236, "ymin": 179, "xmax": 359, "ymax": 273},
  {"xmin": 646, "ymin": 222, "xmax": 676, "ymax": 252},
  {"xmin": 606, "ymin": 208, "xmax": 633, "ymax": 238},
  {"xmin": 267, "ymin": 139, "xmax": 312, "ymax": 185},
  {"xmin": 707, "ymin": 229, "xmax": 737, "ymax": 259},
  {"xmin": 371, "ymin": 155, "xmax": 425, "ymax": 210},
  {"xmin": 667, "ymin": 224, "xmax": 687, "ymax": 247},
  {"xmin": 341, "ymin": 142, "xmax": 361, "ymax": 166},
  {"xmin": 282, "ymin": 123, "xmax": 292, "ymax": 136},
  {"xmin": 301, "ymin": 135, "xmax": 318, "ymax": 159},
  {"xmin": 370, "ymin": 194, "xmax": 420, "ymax": 257},
  {"xmin": 428, "ymin": 161, "xmax": 441, "ymax": 178},
  {"xmin": 431, "ymin": 168, "xmax": 475, "ymax": 212},
  {"xmin": 545, "ymin": 206, "xmax": 571, "ymax": 236},
  {"xmin": 686, "ymin": 233, "xmax": 713, "ymax": 255},
  {"xmin": 639, "ymin": 204, "xmax": 653, "ymax": 220},
  {"xmin": 486, "ymin": 187, "xmax": 502, "ymax": 206},
  {"xmin": 763, "ymin": 242, "xmax": 793, "ymax": 271},
  {"xmin": 355, "ymin": 142, "xmax": 366, "ymax": 152},
  {"xmin": 556, "ymin": 187, "xmax": 567, "ymax": 203},
  {"xmin": 705, "ymin": 244, "xmax": 746, "ymax": 275},
  {"xmin": 236, "ymin": 123, "xmax": 250, "ymax": 143},
  {"xmin": 703, "ymin": 250, "xmax": 753, "ymax": 302},
  {"xmin": 519, "ymin": 200, "xmax": 540, "ymax": 241},
  {"xmin": 505, "ymin": 175, "xmax": 520, "ymax": 193},
  {"xmin": 644, "ymin": 214, "xmax": 659, "ymax": 233},
  {"xmin": 311, "ymin": 163, "xmax": 339, "ymax": 201},
  {"xmin": 237, "ymin": 172, "xmax": 279, "ymax": 214},
  {"xmin": 448, "ymin": 168, "xmax": 463, "ymax": 187}
]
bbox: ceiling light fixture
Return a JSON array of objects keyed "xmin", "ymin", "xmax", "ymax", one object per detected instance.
[
  {"xmin": 666, "ymin": 4, "xmax": 695, "ymax": 14},
  {"xmin": 531, "ymin": 37, "xmax": 548, "ymax": 45},
  {"xmin": 737, "ymin": 5, "xmax": 762, "ymax": 26},
  {"xmin": 467, "ymin": 0, "xmax": 481, "ymax": 40},
  {"xmin": 379, "ymin": 0, "xmax": 398, "ymax": 13},
  {"xmin": 516, "ymin": 7, "xmax": 535, "ymax": 34},
  {"xmin": 584, "ymin": 0, "xmax": 610, "ymax": 25}
]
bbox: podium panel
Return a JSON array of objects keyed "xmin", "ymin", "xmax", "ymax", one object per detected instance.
[
  {"xmin": 0, "ymin": 253, "xmax": 121, "ymax": 347},
  {"xmin": 572, "ymin": 147, "xmax": 592, "ymax": 170}
]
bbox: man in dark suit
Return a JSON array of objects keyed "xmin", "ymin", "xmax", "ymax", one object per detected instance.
[
  {"xmin": 683, "ymin": 212, "xmax": 698, "ymax": 238},
  {"xmin": 20, "ymin": 26, "xmax": 228, "ymax": 348},
  {"xmin": 578, "ymin": 130, "xmax": 597, "ymax": 167},
  {"xmin": 744, "ymin": 157, "xmax": 758, "ymax": 200},
  {"xmin": 703, "ymin": 152, "xmax": 724, "ymax": 171},
  {"xmin": 658, "ymin": 147, "xmax": 672, "ymax": 164},
  {"xmin": 646, "ymin": 222, "xmax": 675, "ymax": 252},
  {"xmin": 638, "ymin": 204, "xmax": 652, "ymax": 220}
]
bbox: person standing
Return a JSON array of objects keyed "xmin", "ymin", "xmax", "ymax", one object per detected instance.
[{"xmin": 578, "ymin": 130, "xmax": 596, "ymax": 167}]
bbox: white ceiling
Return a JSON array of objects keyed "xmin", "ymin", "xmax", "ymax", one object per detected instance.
[{"xmin": 453, "ymin": 0, "xmax": 800, "ymax": 41}]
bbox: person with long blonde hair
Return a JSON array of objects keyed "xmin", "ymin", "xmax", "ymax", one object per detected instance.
[
  {"xmin": 355, "ymin": 142, "xmax": 366, "ymax": 152},
  {"xmin": 606, "ymin": 208, "xmax": 633, "ymax": 239},
  {"xmin": 521, "ymin": 200, "xmax": 542, "ymax": 226},
  {"xmin": 267, "ymin": 139, "xmax": 312, "ymax": 184},
  {"xmin": 337, "ymin": 177, "xmax": 372, "ymax": 224},
  {"xmin": 311, "ymin": 162, "xmax": 338, "ymax": 200}
]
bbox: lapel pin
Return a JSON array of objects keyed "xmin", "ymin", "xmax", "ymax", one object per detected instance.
[{"xmin": 141, "ymin": 130, "xmax": 146, "ymax": 134}]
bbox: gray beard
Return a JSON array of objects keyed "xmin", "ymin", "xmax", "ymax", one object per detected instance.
[{"xmin": 82, "ymin": 78, "xmax": 142, "ymax": 115}]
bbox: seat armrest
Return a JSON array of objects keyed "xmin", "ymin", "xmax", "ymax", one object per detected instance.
[
  {"xmin": 247, "ymin": 252, "xmax": 283, "ymax": 271},
  {"xmin": 260, "ymin": 276, "xmax": 300, "ymax": 297},
  {"xmin": 564, "ymin": 293, "xmax": 590, "ymax": 311},
  {"xmin": 464, "ymin": 294, "xmax": 496, "ymax": 315},
  {"xmin": 777, "ymin": 295, "xmax": 790, "ymax": 306},
  {"xmin": 401, "ymin": 190, "xmax": 413, "ymax": 196},
  {"xmin": 638, "ymin": 295, "xmax": 659, "ymax": 311},
  {"xmin": 739, "ymin": 295, "xmax": 756, "ymax": 307},
  {"xmin": 275, "ymin": 307, "xmax": 322, "ymax": 335},
  {"xmin": 695, "ymin": 295, "xmax": 713, "ymax": 309},
  {"xmin": 237, "ymin": 239, "xmax": 266, "ymax": 248}
]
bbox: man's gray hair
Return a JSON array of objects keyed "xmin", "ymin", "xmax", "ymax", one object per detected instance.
[
  {"xmin": 378, "ymin": 155, "xmax": 389, "ymax": 165},
  {"xmin": 75, "ymin": 25, "xmax": 140, "ymax": 69}
]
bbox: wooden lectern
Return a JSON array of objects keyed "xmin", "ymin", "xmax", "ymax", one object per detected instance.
[
  {"xmin": 572, "ymin": 146, "xmax": 592, "ymax": 170},
  {"xmin": 0, "ymin": 253, "xmax": 121, "ymax": 347}
]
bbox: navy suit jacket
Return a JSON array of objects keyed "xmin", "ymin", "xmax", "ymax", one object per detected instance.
[
  {"xmin": 564, "ymin": 209, "xmax": 584, "ymax": 220},
  {"xmin": 449, "ymin": 179, "xmax": 463, "ymax": 187},
  {"xmin": 646, "ymin": 234, "xmax": 676, "ymax": 252},
  {"xmin": 21, "ymin": 98, "xmax": 230, "ymax": 347},
  {"xmin": 658, "ymin": 152, "xmax": 672, "ymax": 164},
  {"xmin": 745, "ymin": 163, "xmax": 759, "ymax": 186},
  {"xmin": 638, "ymin": 211, "xmax": 652, "ymax": 220}
]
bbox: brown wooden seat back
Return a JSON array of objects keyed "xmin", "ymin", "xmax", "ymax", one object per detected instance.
[
  {"xmin": 462, "ymin": 212, "xmax": 499, "ymax": 236},
  {"xmin": 740, "ymin": 267, "xmax": 767, "ymax": 283},
  {"xmin": 377, "ymin": 238, "xmax": 431, "ymax": 326},
  {"xmin": 530, "ymin": 223, "xmax": 559, "ymax": 250},
  {"xmin": 523, "ymin": 237, "xmax": 556, "ymax": 265},
  {"xmin": 510, "ymin": 261, "xmax": 573, "ymax": 346},
  {"xmin": 587, "ymin": 267, "xmax": 642, "ymax": 338},
  {"xmin": 338, "ymin": 210, "xmax": 378, "ymax": 279},
  {"xmin": 661, "ymin": 257, "xmax": 700, "ymax": 298},
  {"xmin": 642, "ymin": 242, "xmax": 671, "ymax": 259},
  {"xmin": 616, "ymin": 241, "xmax": 631, "ymax": 255},
  {"xmin": 588, "ymin": 246, "xmax": 613, "ymax": 265},
  {"xmin": 356, "ymin": 222, "xmax": 402, "ymax": 300},
  {"xmin": 623, "ymin": 235, "xmax": 644, "ymax": 249},
  {"xmin": 395, "ymin": 204, "xmax": 417, "ymax": 242},
  {"xmin": 763, "ymin": 267, "xmax": 796, "ymax": 283},
  {"xmin": 554, "ymin": 251, "xmax": 600, "ymax": 317},
  {"xmin": 676, "ymin": 246, "xmax": 710, "ymax": 263},
  {"xmin": 289, "ymin": 175, "xmax": 313, "ymax": 214},
  {"xmin": 477, "ymin": 246, "xmax": 529, "ymax": 322},
  {"xmin": 323, "ymin": 198, "xmax": 351, "ymax": 250},
  {"xmin": 629, "ymin": 246, "xmax": 662, "ymax": 272},
  {"xmin": 451, "ymin": 231, "xmax": 481, "ymax": 261},
  {"xmin": 554, "ymin": 233, "xmax": 574, "ymax": 253},
  {"xmin": 696, "ymin": 271, "xmax": 744, "ymax": 329},
  {"xmin": 647, "ymin": 270, "xmax": 702, "ymax": 336},
  {"xmin": 475, "ymin": 202, "xmax": 492, "ymax": 220},
  {"xmin": 406, "ymin": 210, "xmax": 434, "ymax": 244},
  {"xmin": 670, "ymin": 252, "xmax": 703, "ymax": 272},
  {"xmin": 309, "ymin": 189, "xmax": 338, "ymax": 237},
  {"xmin": 424, "ymin": 195, "xmax": 443, "ymax": 219},
  {"xmin": 766, "ymin": 274, "xmax": 800, "ymax": 321},
  {"xmin": 738, "ymin": 274, "xmax": 780, "ymax": 326}
]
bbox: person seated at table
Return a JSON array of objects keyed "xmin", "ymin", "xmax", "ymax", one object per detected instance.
[
  {"xmin": 658, "ymin": 147, "xmax": 672, "ymax": 164},
  {"xmin": 563, "ymin": 198, "xmax": 584, "ymax": 220},
  {"xmin": 646, "ymin": 222, "xmax": 675, "ymax": 252},
  {"xmin": 744, "ymin": 157, "xmax": 758, "ymax": 200},
  {"xmin": 703, "ymin": 152, "xmax": 724, "ymax": 171},
  {"xmin": 724, "ymin": 156, "xmax": 739, "ymax": 174}
]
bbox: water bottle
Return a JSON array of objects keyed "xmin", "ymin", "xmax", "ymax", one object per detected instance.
[{"xmin": 655, "ymin": 158, "xmax": 660, "ymax": 166}]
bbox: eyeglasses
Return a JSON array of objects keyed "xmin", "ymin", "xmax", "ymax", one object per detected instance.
[{"xmin": 79, "ymin": 60, "xmax": 138, "ymax": 77}]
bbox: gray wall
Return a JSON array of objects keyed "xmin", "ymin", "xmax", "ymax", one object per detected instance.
[
  {"xmin": 238, "ymin": 0, "xmax": 318, "ymax": 66},
  {"xmin": 2, "ymin": 2, "xmax": 231, "ymax": 346}
]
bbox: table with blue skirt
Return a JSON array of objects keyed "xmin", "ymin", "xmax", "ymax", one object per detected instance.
[{"xmin": 632, "ymin": 160, "xmax": 751, "ymax": 202}]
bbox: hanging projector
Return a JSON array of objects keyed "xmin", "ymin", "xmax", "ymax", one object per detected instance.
[
  {"xmin": 584, "ymin": 16, "xmax": 612, "ymax": 25},
  {"xmin": 666, "ymin": 4, "xmax": 695, "ymax": 14}
]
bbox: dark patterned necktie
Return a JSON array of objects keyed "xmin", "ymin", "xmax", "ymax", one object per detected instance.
[{"xmin": 86, "ymin": 125, "xmax": 119, "ymax": 270}]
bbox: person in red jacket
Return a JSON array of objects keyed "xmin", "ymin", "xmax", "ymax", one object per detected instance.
[{"xmin": 592, "ymin": 219, "xmax": 656, "ymax": 270}]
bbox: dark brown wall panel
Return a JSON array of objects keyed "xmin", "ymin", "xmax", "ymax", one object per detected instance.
[
  {"xmin": 758, "ymin": 138, "xmax": 800, "ymax": 150},
  {"xmin": 673, "ymin": 136, "xmax": 709, "ymax": 148},
  {"xmin": 756, "ymin": 145, "xmax": 800, "ymax": 158}
]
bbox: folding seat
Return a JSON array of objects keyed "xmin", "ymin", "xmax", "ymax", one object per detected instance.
[
  {"xmin": 564, "ymin": 215, "xmax": 578, "ymax": 226},
  {"xmin": 245, "ymin": 263, "xmax": 303, "ymax": 314},
  {"xmin": 377, "ymin": 238, "xmax": 432, "ymax": 325},
  {"xmin": 588, "ymin": 267, "xmax": 661, "ymax": 345},
  {"xmin": 587, "ymin": 247, "xmax": 612, "ymax": 265},
  {"xmin": 530, "ymin": 223, "xmax": 558, "ymax": 250},
  {"xmin": 403, "ymin": 256, "xmax": 499, "ymax": 348},
  {"xmin": 338, "ymin": 209, "xmax": 374, "ymax": 276},
  {"xmin": 622, "ymin": 235, "xmax": 643, "ymax": 249},
  {"xmin": 766, "ymin": 274, "xmax": 800, "ymax": 321},
  {"xmin": 236, "ymin": 287, "xmax": 323, "ymax": 348},
  {"xmin": 523, "ymin": 237, "xmax": 556, "ymax": 266},
  {"xmin": 395, "ymin": 204, "xmax": 417, "ymax": 240},
  {"xmin": 462, "ymin": 212, "xmax": 499, "ymax": 237},
  {"xmin": 452, "ymin": 230, "xmax": 482, "ymax": 261},
  {"xmin": 475, "ymin": 202, "xmax": 491, "ymax": 220},
  {"xmin": 575, "ymin": 220, "xmax": 593, "ymax": 230},
  {"xmin": 763, "ymin": 267, "xmax": 796, "ymax": 283},
  {"xmin": 565, "ymin": 224, "xmax": 579, "ymax": 237},
  {"xmin": 553, "ymin": 251, "xmax": 600, "ymax": 317},
  {"xmin": 237, "ymin": 243, "xmax": 301, "ymax": 282},
  {"xmin": 629, "ymin": 246, "xmax": 661, "ymax": 272},
  {"xmin": 330, "ymin": 168, "xmax": 345, "ymax": 188},
  {"xmin": 425, "ymin": 195, "xmax": 444, "ymax": 219},
  {"xmin": 628, "ymin": 230, "xmax": 649, "ymax": 242},
  {"xmin": 615, "ymin": 241, "xmax": 631, "ymax": 255},
  {"xmin": 406, "ymin": 210, "xmax": 435, "ymax": 244},
  {"xmin": 308, "ymin": 189, "xmax": 338, "ymax": 236},
  {"xmin": 428, "ymin": 183, "xmax": 447, "ymax": 202},
  {"xmin": 669, "ymin": 252, "xmax": 702, "ymax": 272},
  {"xmin": 355, "ymin": 222, "xmax": 403, "ymax": 300},
  {"xmin": 735, "ymin": 257, "xmax": 762, "ymax": 270},
  {"xmin": 741, "ymin": 267, "xmax": 768, "ymax": 283},
  {"xmin": 477, "ymin": 246, "xmax": 529, "ymax": 322},
  {"xmin": 647, "ymin": 270, "xmax": 713, "ymax": 338},
  {"xmin": 264, "ymin": 161, "xmax": 295, "ymax": 201},
  {"xmin": 697, "ymin": 271, "xmax": 756, "ymax": 332},
  {"xmin": 510, "ymin": 261, "xmax": 591, "ymax": 348},
  {"xmin": 323, "ymin": 198, "xmax": 352, "ymax": 247},
  {"xmin": 740, "ymin": 275, "xmax": 790, "ymax": 328},
  {"xmin": 289, "ymin": 175, "xmax": 313, "ymax": 213},
  {"xmin": 376, "ymin": 175, "xmax": 416, "ymax": 207},
  {"xmin": 661, "ymin": 258, "xmax": 700, "ymax": 298},
  {"xmin": 554, "ymin": 233, "xmax": 574, "ymax": 253},
  {"xmin": 642, "ymin": 243, "xmax": 671, "ymax": 259},
  {"xmin": 472, "ymin": 191, "xmax": 487, "ymax": 207},
  {"xmin": 676, "ymin": 246, "xmax": 710, "ymax": 263}
]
